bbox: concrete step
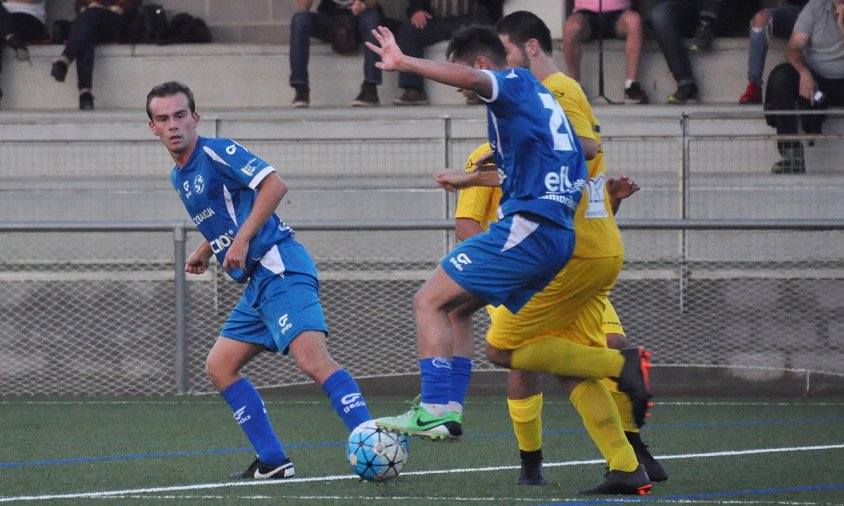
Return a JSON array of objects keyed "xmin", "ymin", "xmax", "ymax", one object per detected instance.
[{"xmin": 0, "ymin": 38, "xmax": 787, "ymax": 111}]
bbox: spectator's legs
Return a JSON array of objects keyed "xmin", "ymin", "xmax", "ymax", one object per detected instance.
[
  {"xmin": 11, "ymin": 12, "xmax": 48, "ymax": 41},
  {"xmin": 357, "ymin": 8, "xmax": 382, "ymax": 85},
  {"xmin": 764, "ymin": 62, "xmax": 804, "ymax": 172},
  {"xmin": 396, "ymin": 15, "xmax": 476, "ymax": 92},
  {"xmin": 562, "ymin": 11, "xmax": 591, "ymax": 83},
  {"xmin": 289, "ymin": 11, "xmax": 330, "ymax": 89},
  {"xmin": 616, "ymin": 10, "xmax": 643, "ymax": 83},
  {"xmin": 650, "ymin": 0, "xmax": 699, "ymax": 88},
  {"xmin": 747, "ymin": 9, "xmax": 771, "ymax": 85}
]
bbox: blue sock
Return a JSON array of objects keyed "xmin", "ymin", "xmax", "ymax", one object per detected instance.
[
  {"xmin": 420, "ymin": 357, "xmax": 452, "ymax": 405},
  {"xmin": 221, "ymin": 377, "xmax": 286, "ymax": 464},
  {"xmin": 322, "ymin": 369, "xmax": 372, "ymax": 431},
  {"xmin": 449, "ymin": 356, "xmax": 473, "ymax": 406}
]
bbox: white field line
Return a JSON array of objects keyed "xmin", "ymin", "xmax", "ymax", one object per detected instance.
[
  {"xmin": 2, "ymin": 399, "xmax": 843, "ymax": 407},
  {"xmin": 1, "ymin": 444, "xmax": 842, "ymax": 503},
  {"xmin": 87, "ymin": 496, "xmax": 842, "ymax": 505}
]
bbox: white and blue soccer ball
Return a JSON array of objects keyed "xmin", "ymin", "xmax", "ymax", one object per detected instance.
[{"xmin": 347, "ymin": 420, "xmax": 408, "ymax": 481}]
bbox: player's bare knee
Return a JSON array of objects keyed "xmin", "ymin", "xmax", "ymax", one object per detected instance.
[{"xmin": 485, "ymin": 343, "xmax": 511, "ymax": 368}]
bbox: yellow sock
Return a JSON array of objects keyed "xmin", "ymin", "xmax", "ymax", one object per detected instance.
[
  {"xmin": 604, "ymin": 378, "xmax": 637, "ymax": 433},
  {"xmin": 508, "ymin": 393, "xmax": 543, "ymax": 452},
  {"xmin": 511, "ymin": 338, "xmax": 624, "ymax": 379},
  {"xmin": 569, "ymin": 380, "xmax": 639, "ymax": 472}
]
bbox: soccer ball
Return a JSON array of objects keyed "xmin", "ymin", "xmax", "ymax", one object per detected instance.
[{"xmin": 347, "ymin": 420, "xmax": 408, "ymax": 481}]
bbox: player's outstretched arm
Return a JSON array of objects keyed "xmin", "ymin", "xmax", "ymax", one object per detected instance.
[
  {"xmin": 606, "ymin": 175, "xmax": 640, "ymax": 215},
  {"xmin": 435, "ymin": 169, "xmax": 500, "ymax": 191},
  {"xmin": 366, "ymin": 26, "xmax": 493, "ymax": 98}
]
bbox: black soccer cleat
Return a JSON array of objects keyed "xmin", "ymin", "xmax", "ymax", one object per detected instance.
[
  {"xmin": 626, "ymin": 431, "xmax": 668, "ymax": 482},
  {"xmin": 231, "ymin": 457, "xmax": 295, "ymax": 480},
  {"xmin": 613, "ymin": 347, "xmax": 653, "ymax": 427},
  {"xmin": 580, "ymin": 464, "xmax": 652, "ymax": 495},
  {"xmin": 517, "ymin": 449, "xmax": 546, "ymax": 485}
]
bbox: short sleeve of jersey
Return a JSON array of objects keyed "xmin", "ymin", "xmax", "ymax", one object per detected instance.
[
  {"xmin": 478, "ymin": 68, "xmax": 529, "ymax": 114},
  {"xmin": 455, "ymin": 143, "xmax": 500, "ymax": 228},
  {"xmin": 201, "ymin": 138, "xmax": 276, "ymax": 190},
  {"xmin": 542, "ymin": 73, "xmax": 597, "ymax": 143}
]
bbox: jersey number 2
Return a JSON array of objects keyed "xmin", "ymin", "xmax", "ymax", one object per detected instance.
[{"xmin": 539, "ymin": 93, "xmax": 575, "ymax": 152}]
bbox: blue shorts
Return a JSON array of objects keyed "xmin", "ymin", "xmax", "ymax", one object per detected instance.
[
  {"xmin": 440, "ymin": 213, "xmax": 575, "ymax": 313},
  {"xmin": 221, "ymin": 238, "xmax": 328, "ymax": 354}
]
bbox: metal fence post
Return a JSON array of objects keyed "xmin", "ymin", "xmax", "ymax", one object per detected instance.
[
  {"xmin": 173, "ymin": 224, "xmax": 188, "ymax": 395},
  {"xmin": 680, "ymin": 113, "xmax": 690, "ymax": 313}
]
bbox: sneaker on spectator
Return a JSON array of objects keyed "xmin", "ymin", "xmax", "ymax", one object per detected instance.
[
  {"xmin": 624, "ymin": 82, "xmax": 649, "ymax": 104},
  {"xmin": 393, "ymin": 87, "xmax": 429, "ymax": 106},
  {"xmin": 351, "ymin": 81, "xmax": 379, "ymax": 107},
  {"xmin": 7, "ymin": 34, "xmax": 30, "ymax": 63},
  {"xmin": 667, "ymin": 84, "xmax": 699, "ymax": 105},
  {"xmin": 739, "ymin": 81, "xmax": 763, "ymax": 104},
  {"xmin": 51, "ymin": 60, "xmax": 68, "ymax": 82},
  {"xmin": 771, "ymin": 157, "xmax": 806, "ymax": 174},
  {"xmin": 292, "ymin": 85, "xmax": 309, "ymax": 108},
  {"xmin": 79, "ymin": 91, "xmax": 94, "ymax": 110},
  {"xmin": 689, "ymin": 18, "xmax": 714, "ymax": 51}
]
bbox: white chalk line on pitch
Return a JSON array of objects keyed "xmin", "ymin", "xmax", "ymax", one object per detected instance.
[
  {"xmin": 82, "ymin": 496, "xmax": 844, "ymax": 505},
  {"xmin": 2, "ymin": 399, "xmax": 844, "ymax": 407},
  {"xmin": 1, "ymin": 444, "xmax": 843, "ymax": 503}
]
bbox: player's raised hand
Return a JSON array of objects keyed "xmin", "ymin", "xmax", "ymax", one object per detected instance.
[
  {"xmin": 606, "ymin": 175, "xmax": 640, "ymax": 201},
  {"xmin": 366, "ymin": 26, "xmax": 404, "ymax": 71}
]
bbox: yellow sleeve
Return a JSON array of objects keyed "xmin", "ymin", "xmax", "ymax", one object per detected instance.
[{"xmin": 542, "ymin": 73, "xmax": 597, "ymax": 142}]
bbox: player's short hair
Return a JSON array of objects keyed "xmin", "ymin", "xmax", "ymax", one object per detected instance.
[
  {"xmin": 496, "ymin": 11, "xmax": 553, "ymax": 55},
  {"xmin": 445, "ymin": 25, "xmax": 508, "ymax": 67},
  {"xmin": 146, "ymin": 81, "xmax": 196, "ymax": 119}
]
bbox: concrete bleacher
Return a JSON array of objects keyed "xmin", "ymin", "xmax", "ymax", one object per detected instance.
[{"xmin": 0, "ymin": 37, "xmax": 790, "ymax": 110}]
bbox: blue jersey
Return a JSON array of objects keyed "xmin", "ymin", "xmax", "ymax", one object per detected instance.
[
  {"xmin": 480, "ymin": 67, "xmax": 587, "ymax": 229},
  {"xmin": 172, "ymin": 136, "xmax": 293, "ymax": 283}
]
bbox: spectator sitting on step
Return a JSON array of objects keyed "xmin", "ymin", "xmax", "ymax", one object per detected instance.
[
  {"xmin": 650, "ymin": 0, "xmax": 760, "ymax": 104},
  {"xmin": 49, "ymin": 0, "xmax": 140, "ymax": 110},
  {"xmin": 392, "ymin": 0, "xmax": 504, "ymax": 106},
  {"xmin": 563, "ymin": 0, "xmax": 649, "ymax": 104},
  {"xmin": 739, "ymin": 0, "xmax": 809, "ymax": 104},
  {"xmin": 290, "ymin": 0, "xmax": 389, "ymax": 108},
  {"xmin": 0, "ymin": 0, "xmax": 48, "ymax": 105},
  {"xmin": 764, "ymin": 0, "xmax": 844, "ymax": 174}
]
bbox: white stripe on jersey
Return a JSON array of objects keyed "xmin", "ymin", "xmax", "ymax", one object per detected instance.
[
  {"xmin": 259, "ymin": 245, "xmax": 286, "ymax": 276},
  {"xmin": 203, "ymin": 145, "xmax": 230, "ymax": 167},
  {"xmin": 249, "ymin": 166, "xmax": 276, "ymax": 190},
  {"xmin": 502, "ymin": 214, "xmax": 539, "ymax": 252},
  {"xmin": 223, "ymin": 185, "xmax": 238, "ymax": 225}
]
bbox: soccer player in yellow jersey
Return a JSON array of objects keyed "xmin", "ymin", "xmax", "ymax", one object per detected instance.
[{"xmin": 437, "ymin": 11, "xmax": 663, "ymax": 494}]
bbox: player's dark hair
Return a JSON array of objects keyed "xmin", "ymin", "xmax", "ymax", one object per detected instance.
[
  {"xmin": 445, "ymin": 25, "xmax": 508, "ymax": 67},
  {"xmin": 146, "ymin": 81, "xmax": 196, "ymax": 119},
  {"xmin": 496, "ymin": 10, "xmax": 553, "ymax": 55}
]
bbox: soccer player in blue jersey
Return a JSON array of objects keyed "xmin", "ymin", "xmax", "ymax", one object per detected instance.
[
  {"xmin": 146, "ymin": 81, "xmax": 372, "ymax": 480},
  {"xmin": 366, "ymin": 26, "xmax": 651, "ymax": 442}
]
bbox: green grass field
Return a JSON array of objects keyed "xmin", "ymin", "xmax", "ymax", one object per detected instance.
[{"xmin": 2, "ymin": 395, "xmax": 843, "ymax": 505}]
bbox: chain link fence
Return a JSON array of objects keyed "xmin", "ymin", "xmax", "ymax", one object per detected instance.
[
  {"xmin": 1, "ymin": 220, "xmax": 842, "ymax": 396},
  {"xmin": 1, "ymin": 109, "xmax": 842, "ymax": 395}
]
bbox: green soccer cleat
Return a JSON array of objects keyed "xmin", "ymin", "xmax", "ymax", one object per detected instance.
[{"xmin": 374, "ymin": 400, "xmax": 462, "ymax": 441}]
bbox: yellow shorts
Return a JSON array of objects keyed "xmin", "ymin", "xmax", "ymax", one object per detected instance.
[{"xmin": 486, "ymin": 255, "xmax": 623, "ymax": 350}]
